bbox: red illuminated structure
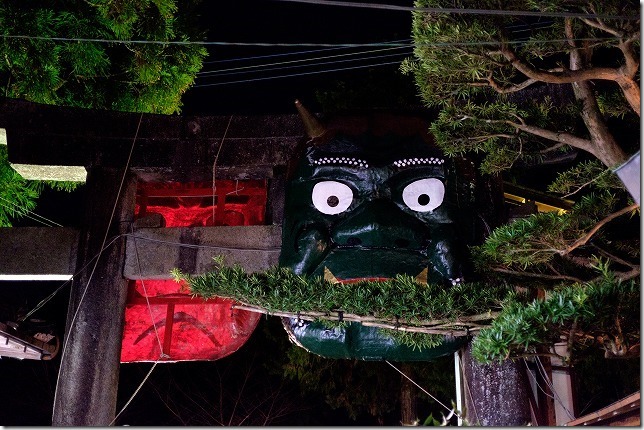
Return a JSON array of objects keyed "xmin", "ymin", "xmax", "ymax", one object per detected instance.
[{"xmin": 120, "ymin": 180, "xmax": 267, "ymax": 362}]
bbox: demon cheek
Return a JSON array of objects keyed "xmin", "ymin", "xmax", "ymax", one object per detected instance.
[{"xmin": 284, "ymin": 228, "xmax": 330, "ymax": 276}]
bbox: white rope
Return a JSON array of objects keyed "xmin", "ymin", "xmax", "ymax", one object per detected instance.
[
  {"xmin": 109, "ymin": 362, "xmax": 158, "ymax": 426},
  {"xmin": 212, "ymin": 116, "xmax": 233, "ymax": 225},
  {"xmin": 0, "ymin": 195, "xmax": 62, "ymax": 227},
  {"xmin": 130, "ymin": 224, "xmax": 166, "ymax": 358}
]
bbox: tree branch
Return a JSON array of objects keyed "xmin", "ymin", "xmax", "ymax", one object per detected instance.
[
  {"xmin": 501, "ymin": 43, "xmax": 621, "ymax": 83},
  {"xmin": 579, "ymin": 17, "xmax": 622, "ymax": 38},
  {"xmin": 489, "ymin": 266, "xmax": 584, "ymax": 284},
  {"xmin": 591, "ymin": 244, "xmax": 640, "ymax": 270},
  {"xmin": 486, "ymin": 68, "xmax": 564, "ymax": 94},
  {"xmin": 562, "ymin": 203, "xmax": 640, "ymax": 254}
]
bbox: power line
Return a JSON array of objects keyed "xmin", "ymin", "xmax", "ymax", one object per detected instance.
[
  {"xmin": 271, "ymin": 0, "xmax": 640, "ymax": 20},
  {"xmin": 198, "ymin": 44, "xmax": 412, "ymax": 75},
  {"xmin": 193, "ymin": 59, "xmax": 404, "ymax": 87},
  {"xmin": 1, "ymin": 34, "xmax": 621, "ymax": 48},
  {"xmin": 203, "ymin": 38, "xmax": 413, "ymax": 64},
  {"xmin": 197, "ymin": 50, "xmax": 411, "ymax": 79}
]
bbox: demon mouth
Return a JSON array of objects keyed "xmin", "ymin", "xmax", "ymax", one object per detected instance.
[{"xmin": 323, "ymin": 267, "xmax": 429, "ymax": 285}]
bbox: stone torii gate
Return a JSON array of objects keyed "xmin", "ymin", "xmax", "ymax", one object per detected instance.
[{"xmin": 0, "ymin": 98, "xmax": 535, "ymax": 426}]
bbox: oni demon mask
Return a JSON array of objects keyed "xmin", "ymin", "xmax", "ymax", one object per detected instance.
[{"xmin": 279, "ymin": 102, "xmax": 470, "ymax": 360}]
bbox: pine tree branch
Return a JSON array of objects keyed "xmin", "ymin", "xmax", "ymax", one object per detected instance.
[
  {"xmin": 562, "ymin": 203, "xmax": 639, "ymax": 254},
  {"xmin": 486, "ymin": 69, "xmax": 564, "ymax": 94},
  {"xmin": 501, "ymin": 43, "xmax": 622, "ymax": 83},
  {"xmin": 489, "ymin": 267, "xmax": 584, "ymax": 283},
  {"xmin": 590, "ymin": 244, "xmax": 640, "ymax": 270}
]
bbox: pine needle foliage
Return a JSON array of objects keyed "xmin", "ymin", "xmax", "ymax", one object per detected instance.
[
  {"xmin": 471, "ymin": 274, "xmax": 640, "ymax": 363},
  {"xmin": 0, "ymin": 145, "xmax": 80, "ymax": 226},
  {"xmin": 174, "ymin": 262, "xmax": 513, "ymax": 326},
  {"xmin": 472, "ymin": 191, "xmax": 637, "ymax": 281},
  {"xmin": 0, "ymin": 0, "xmax": 207, "ymax": 115},
  {"xmin": 402, "ymin": 0, "xmax": 640, "ymax": 174}
]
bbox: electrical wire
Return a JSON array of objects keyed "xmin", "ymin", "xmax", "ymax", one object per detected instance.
[
  {"xmin": 203, "ymin": 38, "xmax": 413, "ymax": 64},
  {"xmin": 193, "ymin": 60, "xmax": 408, "ymax": 87},
  {"xmin": 197, "ymin": 50, "xmax": 411, "ymax": 79},
  {"xmin": 271, "ymin": 0, "xmax": 639, "ymax": 20},
  {"xmin": 0, "ymin": 34, "xmax": 621, "ymax": 48},
  {"xmin": 198, "ymin": 44, "xmax": 412, "ymax": 75},
  {"xmin": 0, "ymin": 195, "xmax": 63, "ymax": 227}
]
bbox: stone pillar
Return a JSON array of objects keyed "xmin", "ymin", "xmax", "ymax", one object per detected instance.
[{"xmin": 52, "ymin": 168, "xmax": 137, "ymax": 426}]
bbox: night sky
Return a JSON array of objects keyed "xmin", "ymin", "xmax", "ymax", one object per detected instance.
[{"xmin": 0, "ymin": 1, "xmax": 433, "ymax": 426}]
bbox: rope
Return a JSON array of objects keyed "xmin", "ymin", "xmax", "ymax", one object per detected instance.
[
  {"xmin": 130, "ymin": 224, "xmax": 166, "ymax": 358},
  {"xmin": 385, "ymin": 360, "xmax": 463, "ymax": 421},
  {"xmin": 109, "ymin": 362, "xmax": 158, "ymax": 426},
  {"xmin": 212, "ymin": 116, "xmax": 233, "ymax": 225}
]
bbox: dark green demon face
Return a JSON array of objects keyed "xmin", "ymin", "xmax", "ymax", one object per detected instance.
[
  {"xmin": 280, "ymin": 132, "xmax": 466, "ymax": 285},
  {"xmin": 278, "ymin": 129, "xmax": 470, "ymax": 361}
]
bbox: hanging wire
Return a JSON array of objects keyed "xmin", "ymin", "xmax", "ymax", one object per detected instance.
[
  {"xmin": 203, "ymin": 38, "xmax": 413, "ymax": 64},
  {"xmin": 212, "ymin": 116, "xmax": 233, "ymax": 225},
  {"xmin": 197, "ymin": 44, "xmax": 412, "ymax": 75},
  {"xmin": 197, "ymin": 50, "xmax": 411, "ymax": 80},
  {"xmin": 271, "ymin": 0, "xmax": 639, "ymax": 20},
  {"xmin": 0, "ymin": 195, "xmax": 62, "ymax": 227},
  {"xmin": 109, "ymin": 362, "xmax": 158, "ymax": 426},
  {"xmin": 534, "ymin": 356, "xmax": 576, "ymax": 420},
  {"xmin": 385, "ymin": 360, "xmax": 463, "ymax": 421},
  {"xmin": 193, "ymin": 60, "xmax": 405, "ymax": 87},
  {"xmin": 0, "ymin": 34, "xmax": 622, "ymax": 47},
  {"xmin": 109, "ymin": 224, "xmax": 172, "ymax": 426}
]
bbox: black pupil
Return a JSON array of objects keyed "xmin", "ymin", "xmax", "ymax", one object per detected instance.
[
  {"xmin": 417, "ymin": 194, "xmax": 430, "ymax": 206},
  {"xmin": 327, "ymin": 195, "xmax": 340, "ymax": 207}
]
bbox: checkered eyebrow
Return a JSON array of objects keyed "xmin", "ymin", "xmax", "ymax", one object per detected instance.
[
  {"xmin": 392, "ymin": 157, "xmax": 444, "ymax": 167},
  {"xmin": 312, "ymin": 156, "xmax": 369, "ymax": 168}
]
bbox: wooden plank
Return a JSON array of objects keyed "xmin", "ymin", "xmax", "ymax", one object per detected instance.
[{"xmin": 565, "ymin": 392, "xmax": 640, "ymax": 426}]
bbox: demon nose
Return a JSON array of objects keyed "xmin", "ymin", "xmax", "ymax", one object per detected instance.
[{"xmin": 331, "ymin": 200, "xmax": 428, "ymax": 248}]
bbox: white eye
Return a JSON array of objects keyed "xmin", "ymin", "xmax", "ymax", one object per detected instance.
[
  {"xmin": 312, "ymin": 181, "xmax": 353, "ymax": 215},
  {"xmin": 402, "ymin": 178, "xmax": 444, "ymax": 212}
]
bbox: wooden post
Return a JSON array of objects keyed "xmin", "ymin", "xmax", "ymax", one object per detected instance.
[{"xmin": 52, "ymin": 168, "xmax": 137, "ymax": 426}]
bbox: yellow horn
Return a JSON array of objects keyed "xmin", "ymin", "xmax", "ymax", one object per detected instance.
[{"xmin": 295, "ymin": 99, "xmax": 326, "ymax": 139}]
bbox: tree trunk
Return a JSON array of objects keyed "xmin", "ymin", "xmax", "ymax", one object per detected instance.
[
  {"xmin": 400, "ymin": 363, "xmax": 418, "ymax": 425},
  {"xmin": 461, "ymin": 342, "xmax": 531, "ymax": 426},
  {"xmin": 566, "ymin": 19, "xmax": 629, "ymax": 169}
]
